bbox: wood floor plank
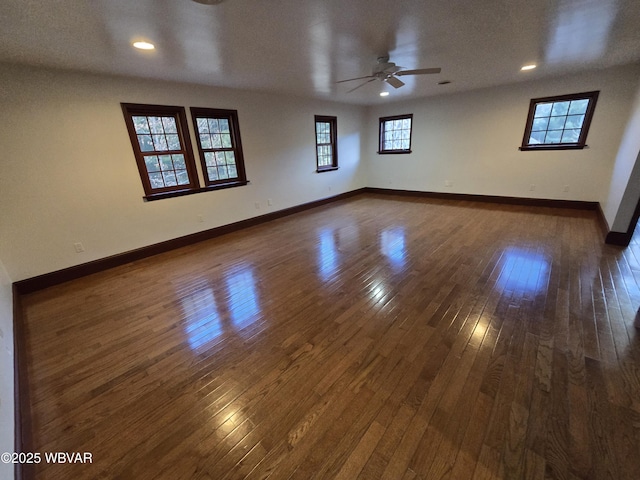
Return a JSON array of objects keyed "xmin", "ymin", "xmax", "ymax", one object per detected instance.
[{"xmin": 19, "ymin": 194, "xmax": 640, "ymax": 479}]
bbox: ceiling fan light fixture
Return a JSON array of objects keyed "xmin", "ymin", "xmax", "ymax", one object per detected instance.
[
  {"xmin": 380, "ymin": 92, "xmax": 390, "ymax": 97},
  {"xmin": 521, "ymin": 64, "xmax": 537, "ymax": 71}
]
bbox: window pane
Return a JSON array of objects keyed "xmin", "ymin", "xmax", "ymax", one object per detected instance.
[
  {"xmin": 219, "ymin": 119, "xmax": 230, "ymax": 133},
  {"xmin": 551, "ymin": 102, "xmax": 570, "ymax": 116},
  {"xmin": 144, "ymin": 155, "xmax": 160, "ymax": 172},
  {"xmin": 138, "ymin": 135, "xmax": 154, "ymax": 152},
  {"xmin": 534, "ymin": 103, "xmax": 552, "ymax": 117},
  {"xmin": 200, "ymin": 133, "xmax": 212, "ymax": 149},
  {"xmin": 208, "ymin": 119, "xmax": 220, "ymax": 133},
  {"xmin": 159, "ymin": 155, "xmax": 173, "ymax": 171},
  {"xmin": 218, "ymin": 166, "xmax": 229, "ymax": 179},
  {"xmin": 529, "ymin": 131, "xmax": 545, "ymax": 144},
  {"xmin": 207, "ymin": 167, "xmax": 218, "ymax": 180},
  {"xmin": 228, "ymin": 164, "xmax": 237, "ymax": 177},
  {"xmin": 176, "ymin": 170, "xmax": 190, "ymax": 185},
  {"xmin": 221, "ymin": 134, "xmax": 232, "ymax": 148},
  {"xmin": 148, "ymin": 172, "xmax": 165, "ymax": 188},
  {"xmin": 569, "ymin": 99, "xmax": 589, "ymax": 115},
  {"xmin": 548, "ymin": 116, "xmax": 566, "ymax": 130},
  {"xmin": 161, "ymin": 117, "xmax": 177, "ymax": 133},
  {"xmin": 565, "ymin": 115, "xmax": 584, "ymax": 129},
  {"xmin": 544, "ymin": 130, "xmax": 562, "ymax": 143},
  {"xmin": 531, "ymin": 117, "xmax": 550, "ymax": 131},
  {"xmin": 172, "ymin": 154, "xmax": 186, "ymax": 169},
  {"xmin": 215, "ymin": 151, "xmax": 226, "ymax": 165},
  {"xmin": 152, "ymin": 134, "xmax": 168, "ymax": 151},
  {"xmin": 561, "ymin": 129, "xmax": 581, "ymax": 143},
  {"xmin": 162, "ymin": 171, "xmax": 177, "ymax": 186},
  {"xmin": 133, "ymin": 116, "xmax": 150, "ymax": 134},
  {"xmin": 196, "ymin": 118, "xmax": 209, "ymax": 133},
  {"xmin": 204, "ymin": 152, "xmax": 216, "ymax": 167},
  {"xmin": 212, "ymin": 134, "xmax": 222, "ymax": 148},
  {"xmin": 225, "ymin": 151, "xmax": 236, "ymax": 165},
  {"xmin": 148, "ymin": 117, "xmax": 164, "ymax": 134},
  {"xmin": 166, "ymin": 134, "xmax": 181, "ymax": 150}
]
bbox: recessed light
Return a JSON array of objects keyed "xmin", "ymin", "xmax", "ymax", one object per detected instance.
[
  {"xmin": 380, "ymin": 92, "xmax": 390, "ymax": 97},
  {"xmin": 133, "ymin": 41, "xmax": 155, "ymax": 50},
  {"xmin": 521, "ymin": 64, "xmax": 537, "ymax": 71}
]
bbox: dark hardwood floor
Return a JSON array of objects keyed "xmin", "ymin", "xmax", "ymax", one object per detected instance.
[{"xmin": 20, "ymin": 194, "xmax": 640, "ymax": 479}]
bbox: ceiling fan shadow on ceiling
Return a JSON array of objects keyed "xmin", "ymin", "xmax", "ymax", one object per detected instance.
[{"xmin": 337, "ymin": 55, "xmax": 441, "ymax": 93}]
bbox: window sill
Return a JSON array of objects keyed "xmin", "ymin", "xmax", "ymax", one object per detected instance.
[
  {"xmin": 144, "ymin": 180, "xmax": 249, "ymax": 201},
  {"xmin": 378, "ymin": 150, "xmax": 412, "ymax": 155},
  {"xmin": 316, "ymin": 167, "xmax": 339, "ymax": 173},
  {"xmin": 519, "ymin": 144, "xmax": 587, "ymax": 151}
]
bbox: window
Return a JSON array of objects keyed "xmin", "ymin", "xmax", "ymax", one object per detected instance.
[
  {"xmin": 379, "ymin": 114, "xmax": 413, "ymax": 154},
  {"xmin": 314, "ymin": 115, "xmax": 338, "ymax": 172},
  {"xmin": 520, "ymin": 91, "xmax": 599, "ymax": 151},
  {"xmin": 121, "ymin": 104, "xmax": 199, "ymax": 198},
  {"xmin": 191, "ymin": 107, "xmax": 248, "ymax": 187}
]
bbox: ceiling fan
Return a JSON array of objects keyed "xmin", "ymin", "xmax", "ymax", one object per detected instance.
[{"xmin": 337, "ymin": 55, "xmax": 441, "ymax": 93}]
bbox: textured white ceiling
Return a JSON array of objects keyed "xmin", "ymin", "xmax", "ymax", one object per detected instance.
[{"xmin": 1, "ymin": 0, "xmax": 639, "ymax": 105}]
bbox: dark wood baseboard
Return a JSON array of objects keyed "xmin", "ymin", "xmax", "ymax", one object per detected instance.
[
  {"xmin": 13, "ymin": 189, "xmax": 365, "ymax": 295},
  {"xmin": 12, "ymin": 285, "xmax": 30, "ymax": 480},
  {"xmin": 596, "ymin": 203, "xmax": 611, "ymax": 241},
  {"xmin": 605, "ymin": 231, "xmax": 632, "ymax": 246},
  {"xmin": 14, "ymin": 187, "xmax": 616, "ymax": 295},
  {"xmin": 363, "ymin": 187, "xmax": 600, "ymax": 210}
]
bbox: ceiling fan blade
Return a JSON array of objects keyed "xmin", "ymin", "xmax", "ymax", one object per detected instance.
[
  {"xmin": 385, "ymin": 76, "xmax": 405, "ymax": 89},
  {"xmin": 336, "ymin": 75, "xmax": 375, "ymax": 84},
  {"xmin": 347, "ymin": 78, "xmax": 377, "ymax": 93},
  {"xmin": 396, "ymin": 68, "xmax": 442, "ymax": 76}
]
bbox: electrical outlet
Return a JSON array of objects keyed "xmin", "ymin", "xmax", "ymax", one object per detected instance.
[
  {"xmin": 254, "ymin": 202, "xmax": 260, "ymax": 210},
  {"xmin": 530, "ymin": 184, "xmax": 536, "ymax": 191},
  {"xmin": 197, "ymin": 214, "xmax": 204, "ymax": 223},
  {"xmin": 563, "ymin": 185, "xmax": 570, "ymax": 192},
  {"xmin": 267, "ymin": 199, "xmax": 273, "ymax": 206},
  {"xmin": 73, "ymin": 242, "xmax": 85, "ymax": 253},
  {"xmin": 445, "ymin": 180, "xmax": 453, "ymax": 187}
]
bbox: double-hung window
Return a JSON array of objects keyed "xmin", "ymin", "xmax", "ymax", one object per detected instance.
[
  {"xmin": 191, "ymin": 107, "xmax": 248, "ymax": 187},
  {"xmin": 122, "ymin": 104, "xmax": 249, "ymax": 199},
  {"xmin": 314, "ymin": 115, "xmax": 338, "ymax": 172},
  {"xmin": 121, "ymin": 104, "xmax": 199, "ymax": 198},
  {"xmin": 520, "ymin": 91, "xmax": 599, "ymax": 151},
  {"xmin": 379, "ymin": 114, "xmax": 413, "ymax": 154}
]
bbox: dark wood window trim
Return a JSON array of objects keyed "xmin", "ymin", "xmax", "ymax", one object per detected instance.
[
  {"xmin": 190, "ymin": 107, "xmax": 248, "ymax": 188},
  {"xmin": 520, "ymin": 91, "xmax": 599, "ymax": 151},
  {"xmin": 121, "ymin": 103, "xmax": 200, "ymax": 199},
  {"xmin": 314, "ymin": 115, "xmax": 339, "ymax": 172},
  {"xmin": 378, "ymin": 114, "xmax": 413, "ymax": 154}
]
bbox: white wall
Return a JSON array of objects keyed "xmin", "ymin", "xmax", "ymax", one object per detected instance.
[
  {"xmin": 605, "ymin": 79, "xmax": 640, "ymax": 231},
  {"xmin": 0, "ymin": 259, "xmax": 14, "ymax": 480},
  {"xmin": 366, "ymin": 65, "xmax": 640, "ymax": 214},
  {"xmin": 0, "ymin": 64, "xmax": 367, "ymax": 281}
]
